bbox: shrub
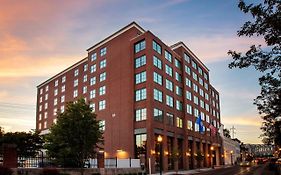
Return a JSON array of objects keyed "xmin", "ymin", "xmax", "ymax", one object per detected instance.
[
  {"xmin": 0, "ymin": 166, "xmax": 13, "ymax": 175},
  {"xmin": 40, "ymin": 168, "xmax": 60, "ymax": 175}
]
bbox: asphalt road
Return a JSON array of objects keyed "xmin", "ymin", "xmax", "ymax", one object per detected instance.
[{"xmin": 193, "ymin": 164, "xmax": 279, "ymax": 175}]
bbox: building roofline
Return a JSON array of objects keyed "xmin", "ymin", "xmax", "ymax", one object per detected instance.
[
  {"xmin": 37, "ymin": 57, "xmax": 88, "ymax": 88},
  {"xmin": 170, "ymin": 41, "xmax": 209, "ymax": 72},
  {"xmin": 86, "ymin": 21, "xmax": 146, "ymax": 53}
]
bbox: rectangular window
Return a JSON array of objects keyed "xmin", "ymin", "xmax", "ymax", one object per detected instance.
[
  {"xmin": 135, "ymin": 71, "xmax": 146, "ymax": 84},
  {"xmin": 165, "ymin": 79, "xmax": 173, "ymax": 92},
  {"xmin": 166, "ymin": 95, "xmax": 174, "ymax": 107},
  {"xmin": 135, "ymin": 108, "xmax": 147, "ymax": 121},
  {"xmin": 62, "ymin": 76, "xmax": 66, "ymax": 83},
  {"xmin": 193, "ymin": 84, "xmax": 198, "ymax": 93},
  {"xmin": 135, "ymin": 55, "xmax": 146, "ymax": 68},
  {"xmin": 74, "ymin": 69, "xmax": 79, "ymax": 77},
  {"xmin": 135, "ymin": 40, "xmax": 146, "ymax": 53},
  {"xmin": 44, "ymin": 112, "xmax": 48, "ymax": 119},
  {"xmin": 61, "ymin": 85, "xmax": 65, "ymax": 92},
  {"xmin": 185, "ymin": 65, "xmax": 191, "ymax": 75},
  {"xmin": 54, "ymin": 80, "xmax": 58, "ymax": 87},
  {"xmin": 175, "ymin": 59, "xmax": 182, "ymax": 69},
  {"xmin": 45, "ymin": 94, "xmax": 48, "ymax": 100},
  {"xmin": 165, "ymin": 65, "xmax": 173, "ymax": 77},
  {"xmin": 90, "ymin": 103, "xmax": 95, "ymax": 112},
  {"xmin": 54, "ymin": 89, "xmax": 58, "ymax": 96},
  {"xmin": 90, "ymin": 64, "xmax": 96, "ymax": 73},
  {"xmin": 192, "ymin": 72, "xmax": 198, "ymax": 81},
  {"xmin": 192, "ymin": 60, "xmax": 197, "ymax": 69},
  {"xmin": 152, "ymin": 40, "xmax": 161, "ymax": 54},
  {"xmin": 84, "ymin": 64, "xmax": 88, "ymax": 72},
  {"xmin": 194, "ymin": 95, "xmax": 199, "ymax": 105},
  {"xmin": 91, "ymin": 53, "xmax": 97, "ymax": 61},
  {"xmin": 186, "ymin": 104, "xmax": 192, "ymax": 115},
  {"xmin": 153, "ymin": 108, "xmax": 163, "ymax": 122},
  {"xmin": 184, "ymin": 53, "xmax": 190, "ymax": 63},
  {"xmin": 40, "ymin": 88, "xmax": 43, "ymax": 95},
  {"xmin": 175, "ymin": 72, "xmax": 182, "ymax": 82},
  {"xmin": 135, "ymin": 88, "xmax": 146, "ymax": 101},
  {"xmin": 187, "ymin": 120, "xmax": 193, "ymax": 130},
  {"xmin": 205, "ymin": 93, "xmax": 209, "ymax": 101},
  {"xmin": 45, "ymin": 85, "xmax": 49, "ymax": 92},
  {"xmin": 176, "ymin": 117, "xmax": 183, "ymax": 128},
  {"xmin": 90, "ymin": 77, "xmax": 96, "ymax": 86},
  {"xmin": 166, "ymin": 113, "xmax": 174, "ymax": 126},
  {"xmin": 135, "ymin": 134, "xmax": 147, "ymax": 153},
  {"xmin": 61, "ymin": 95, "xmax": 65, "ymax": 103},
  {"xmin": 206, "ymin": 115, "xmax": 210, "ymax": 123},
  {"xmin": 100, "ymin": 47, "xmax": 107, "ymax": 56},
  {"xmin": 194, "ymin": 107, "xmax": 199, "ymax": 117},
  {"xmin": 99, "ymin": 72, "xmax": 106, "ymax": 82},
  {"xmin": 99, "ymin": 120, "xmax": 105, "ymax": 131},
  {"xmin": 176, "ymin": 86, "xmax": 182, "ymax": 96},
  {"xmin": 204, "ymin": 82, "xmax": 209, "ymax": 90},
  {"xmin": 199, "ymin": 78, "xmax": 203, "ymax": 86},
  {"xmin": 198, "ymin": 67, "xmax": 203, "ymax": 75},
  {"xmin": 153, "ymin": 56, "xmax": 162, "ymax": 69},
  {"xmin": 99, "ymin": 100, "xmax": 106, "ymax": 110},
  {"xmin": 100, "ymin": 59, "xmax": 106, "ymax": 69},
  {"xmin": 99, "ymin": 86, "xmax": 106, "ymax": 96},
  {"xmin": 74, "ymin": 79, "xmax": 78, "ymax": 87},
  {"xmin": 186, "ymin": 90, "xmax": 192, "ymax": 101},
  {"xmin": 176, "ymin": 100, "xmax": 183, "ymax": 111},
  {"xmin": 199, "ymin": 89, "xmax": 204, "ymax": 97},
  {"xmin": 204, "ymin": 72, "xmax": 208, "ymax": 81},
  {"xmin": 153, "ymin": 89, "xmax": 163, "ymax": 102},
  {"xmin": 165, "ymin": 50, "xmax": 172, "ymax": 62},
  {"xmin": 153, "ymin": 72, "xmax": 162, "ymax": 85},
  {"xmin": 83, "ymin": 75, "xmax": 87, "ymax": 82},
  {"xmin": 44, "ymin": 121, "xmax": 47, "ymax": 129},
  {"xmin": 73, "ymin": 89, "xmax": 78, "ymax": 98},
  {"xmin": 90, "ymin": 90, "xmax": 96, "ymax": 99},
  {"xmin": 186, "ymin": 78, "xmax": 192, "ymax": 88},
  {"xmin": 54, "ymin": 98, "xmax": 57, "ymax": 106}
]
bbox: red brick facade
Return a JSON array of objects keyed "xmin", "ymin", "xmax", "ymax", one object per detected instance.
[{"xmin": 36, "ymin": 22, "xmax": 223, "ymax": 172}]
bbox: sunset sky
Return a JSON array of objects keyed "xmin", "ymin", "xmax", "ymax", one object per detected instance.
[{"xmin": 0, "ymin": 0, "xmax": 264, "ymax": 143}]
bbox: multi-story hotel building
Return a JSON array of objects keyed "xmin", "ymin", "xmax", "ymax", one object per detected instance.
[{"xmin": 36, "ymin": 22, "xmax": 223, "ymax": 172}]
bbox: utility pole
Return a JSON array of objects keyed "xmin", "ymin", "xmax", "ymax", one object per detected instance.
[{"xmin": 230, "ymin": 126, "xmax": 236, "ymax": 139}]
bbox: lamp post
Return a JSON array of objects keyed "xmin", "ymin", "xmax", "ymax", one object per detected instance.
[
  {"xmin": 157, "ymin": 135, "xmax": 163, "ymax": 175},
  {"xmin": 230, "ymin": 150, "xmax": 233, "ymax": 165},
  {"xmin": 210, "ymin": 146, "xmax": 214, "ymax": 169}
]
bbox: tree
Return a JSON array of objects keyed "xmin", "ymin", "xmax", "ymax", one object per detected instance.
[
  {"xmin": 228, "ymin": 0, "xmax": 281, "ymax": 146},
  {"xmin": 44, "ymin": 98, "xmax": 103, "ymax": 174},
  {"xmin": 223, "ymin": 129, "xmax": 231, "ymax": 138},
  {"xmin": 0, "ymin": 130, "xmax": 43, "ymax": 157}
]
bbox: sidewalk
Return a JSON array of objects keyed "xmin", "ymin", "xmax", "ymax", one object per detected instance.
[{"xmin": 151, "ymin": 165, "xmax": 234, "ymax": 175}]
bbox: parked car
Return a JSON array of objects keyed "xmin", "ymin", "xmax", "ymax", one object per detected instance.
[{"xmin": 240, "ymin": 161, "xmax": 251, "ymax": 167}]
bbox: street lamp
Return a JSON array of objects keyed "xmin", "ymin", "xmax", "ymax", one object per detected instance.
[
  {"xmin": 230, "ymin": 150, "xmax": 233, "ymax": 165},
  {"xmin": 157, "ymin": 135, "xmax": 163, "ymax": 175},
  {"xmin": 210, "ymin": 146, "xmax": 214, "ymax": 169}
]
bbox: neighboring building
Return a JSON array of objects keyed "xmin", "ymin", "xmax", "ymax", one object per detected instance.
[
  {"xmin": 245, "ymin": 144, "xmax": 274, "ymax": 157},
  {"xmin": 221, "ymin": 127, "xmax": 240, "ymax": 165},
  {"xmin": 36, "ymin": 22, "xmax": 223, "ymax": 172}
]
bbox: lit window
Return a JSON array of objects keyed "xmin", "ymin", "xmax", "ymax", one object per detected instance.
[
  {"xmin": 74, "ymin": 69, "xmax": 79, "ymax": 77},
  {"xmin": 44, "ymin": 112, "xmax": 48, "ymax": 119},
  {"xmin": 164, "ymin": 50, "xmax": 172, "ymax": 62},
  {"xmin": 54, "ymin": 80, "xmax": 58, "ymax": 87},
  {"xmin": 165, "ymin": 65, "xmax": 173, "ymax": 77},
  {"xmin": 187, "ymin": 120, "xmax": 193, "ymax": 130},
  {"xmin": 44, "ymin": 121, "xmax": 47, "ymax": 129},
  {"xmin": 176, "ymin": 86, "xmax": 182, "ymax": 96},
  {"xmin": 61, "ymin": 95, "xmax": 65, "ymax": 103},
  {"xmin": 90, "ymin": 103, "xmax": 95, "ymax": 112},
  {"xmin": 90, "ymin": 64, "xmax": 96, "ymax": 73},
  {"xmin": 91, "ymin": 53, "xmax": 97, "ymax": 61},
  {"xmin": 134, "ymin": 40, "xmax": 146, "ymax": 53},
  {"xmin": 84, "ymin": 64, "xmax": 88, "ymax": 72},
  {"xmin": 39, "ymin": 114, "xmax": 42, "ymax": 121},
  {"xmin": 99, "ymin": 72, "xmax": 106, "ymax": 82},
  {"xmin": 99, "ymin": 86, "xmax": 106, "ymax": 96},
  {"xmin": 83, "ymin": 75, "xmax": 87, "ymax": 82},
  {"xmin": 100, "ymin": 59, "xmax": 106, "ymax": 69},
  {"xmin": 184, "ymin": 53, "xmax": 190, "ymax": 63},
  {"xmin": 135, "ymin": 88, "xmax": 146, "ymax": 101},
  {"xmin": 153, "ymin": 56, "xmax": 162, "ymax": 69},
  {"xmin": 90, "ymin": 90, "xmax": 96, "ymax": 99},
  {"xmin": 153, "ymin": 108, "xmax": 163, "ymax": 122},
  {"xmin": 165, "ymin": 79, "xmax": 173, "ymax": 91},
  {"xmin": 135, "ymin": 108, "xmax": 147, "ymax": 121},
  {"xmin": 186, "ymin": 104, "xmax": 192, "ymax": 115},
  {"xmin": 135, "ymin": 55, "xmax": 146, "ymax": 68},
  {"xmin": 176, "ymin": 117, "xmax": 183, "ymax": 128},
  {"xmin": 153, "ymin": 72, "xmax": 162, "ymax": 85},
  {"xmin": 61, "ymin": 85, "xmax": 65, "ymax": 93},
  {"xmin": 176, "ymin": 100, "xmax": 183, "ymax": 111},
  {"xmin": 54, "ymin": 98, "xmax": 58, "ymax": 106},
  {"xmin": 73, "ymin": 89, "xmax": 78, "ymax": 98},
  {"xmin": 45, "ymin": 94, "xmax": 48, "ymax": 100},
  {"xmin": 74, "ymin": 79, "xmax": 78, "ymax": 87},
  {"xmin": 44, "ymin": 103, "xmax": 48, "ymax": 109},
  {"xmin": 153, "ymin": 89, "xmax": 163, "ymax": 102},
  {"xmin": 135, "ymin": 71, "xmax": 146, "ymax": 84},
  {"xmin": 99, "ymin": 100, "xmax": 106, "ymax": 110},
  {"xmin": 83, "ymin": 86, "xmax": 87, "ymax": 94},
  {"xmin": 62, "ymin": 76, "xmax": 66, "ymax": 83},
  {"xmin": 54, "ymin": 89, "xmax": 58, "ymax": 96},
  {"xmin": 100, "ymin": 47, "xmax": 107, "ymax": 56},
  {"xmin": 99, "ymin": 120, "xmax": 105, "ymax": 131},
  {"xmin": 90, "ymin": 77, "xmax": 96, "ymax": 86},
  {"xmin": 153, "ymin": 41, "xmax": 161, "ymax": 55},
  {"xmin": 166, "ymin": 95, "xmax": 173, "ymax": 107}
]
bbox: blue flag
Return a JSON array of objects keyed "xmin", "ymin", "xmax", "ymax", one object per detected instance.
[{"xmin": 196, "ymin": 115, "xmax": 204, "ymax": 133}]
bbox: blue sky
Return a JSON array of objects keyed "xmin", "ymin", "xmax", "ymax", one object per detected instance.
[{"xmin": 0, "ymin": 0, "xmax": 264, "ymax": 143}]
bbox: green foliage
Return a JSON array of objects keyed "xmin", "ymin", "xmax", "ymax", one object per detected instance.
[
  {"xmin": 0, "ymin": 130, "xmax": 43, "ymax": 157},
  {"xmin": 0, "ymin": 166, "xmax": 13, "ymax": 175},
  {"xmin": 223, "ymin": 129, "xmax": 231, "ymax": 138},
  {"xmin": 44, "ymin": 98, "xmax": 103, "ymax": 168},
  {"xmin": 228, "ymin": 0, "xmax": 281, "ymax": 146}
]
